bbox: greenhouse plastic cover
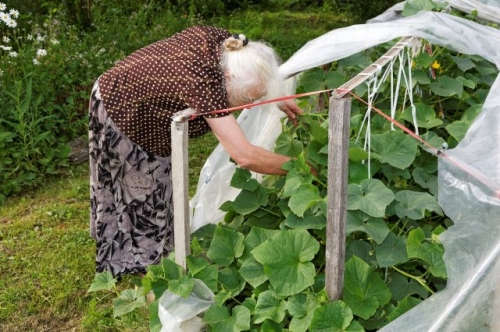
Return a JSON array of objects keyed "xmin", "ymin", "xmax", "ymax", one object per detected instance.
[
  {"xmin": 189, "ymin": 2, "xmax": 500, "ymax": 331},
  {"xmin": 368, "ymin": 0, "xmax": 500, "ymax": 24}
]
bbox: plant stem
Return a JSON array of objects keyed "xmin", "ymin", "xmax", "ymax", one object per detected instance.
[
  {"xmin": 393, "ymin": 266, "xmax": 434, "ymax": 295},
  {"xmin": 314, "ymin": 178, "xmax": 327, "ymax": 189},
  {"xmin": 303, "ymin": 112, "xmax": 327, "ymax": 118},
  {"xmin": 259, "ymin": 206, "xmax": 281, "ymax": 217}
]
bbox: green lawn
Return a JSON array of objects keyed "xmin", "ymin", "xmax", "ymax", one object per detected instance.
[
  {"xmin": 0, "ymin": 134, "xmax": 221, "ymax": 331},
  {"xmin": 0, "ymin": 164, "xmax": 98, "ymax": 330}
]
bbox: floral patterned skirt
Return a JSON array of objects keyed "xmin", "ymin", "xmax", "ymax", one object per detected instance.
[{"xmin": 89, "ymin": 82, "xmax": 174, "ymax": 277}]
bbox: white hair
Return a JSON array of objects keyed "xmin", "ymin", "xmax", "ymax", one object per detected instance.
[{"xmin": 221, "ymin": 36, "xmax": 284, "ymax": 105}]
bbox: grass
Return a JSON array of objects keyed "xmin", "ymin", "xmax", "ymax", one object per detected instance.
[
  {"xmin": 0, "ymin": 134, "xmax": 225, "ymax": 331},
  {"xmin": 0, "ymin": 134, "xmax": 218, "ymax": 331},
  {"xmin": 0, "ymin": 7, "xmax": 358, "ymax": 331},
  {"xmin": 0, "ymin": 164, "xmax": 95, "ymax": 330}
]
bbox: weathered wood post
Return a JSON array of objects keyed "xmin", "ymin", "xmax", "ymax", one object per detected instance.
[
  {"xmin": 171, "ymin": 109, "xmax": 196, "ymax": 271},
  {"xmin": 323, "ymin": 37, "xmax": 417, "ymax": 299},
  {"xmin": 326, "ymin": 94, "xmax": 351, "ymax": 300}
]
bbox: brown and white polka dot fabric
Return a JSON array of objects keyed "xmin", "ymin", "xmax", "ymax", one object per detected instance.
[{"xmin": 98, "ymin": 26, "xmax": 232, "ymax": 157}]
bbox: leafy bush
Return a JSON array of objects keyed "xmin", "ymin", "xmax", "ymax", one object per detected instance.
[
  {"xmin": 0, "ymin": 3, "xmax": 99, "ymax": 201},
  {"xmin": 0, "ymin": 1, "xmax": 190, "ymax": 202}
]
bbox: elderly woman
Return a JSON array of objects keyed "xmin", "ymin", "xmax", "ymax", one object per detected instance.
[{"xmin": 89, "ymin": 25, "xmax": 302, "ymax": 277}]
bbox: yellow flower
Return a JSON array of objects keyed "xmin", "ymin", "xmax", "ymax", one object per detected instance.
[{"xmin": 431, "ymin": 60, "xmax": 441, "ymax": 69}]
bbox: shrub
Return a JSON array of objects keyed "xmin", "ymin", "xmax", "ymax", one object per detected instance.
[{"xmin": 0, "ymin": 2, "xmax": 115, "ymax": 202}]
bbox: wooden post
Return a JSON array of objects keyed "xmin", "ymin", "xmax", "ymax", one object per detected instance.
[
  {"xmin": 326, "ymin": 95, "xmax": 351, "ymax": 300},
  {"xmin": 171, "ymin": 120, "xmax": 191, "ymax": 271}
]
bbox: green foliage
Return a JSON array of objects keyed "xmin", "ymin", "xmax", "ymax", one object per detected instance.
[
  {"xmin": 88, "ymin": 271, "xmax": 117, "ymax": 292},
  {"xmin": 0, "ymin": 77, "xmax": 71, "ymax": 201},
  {"xmin": 402, "ymin": 0, "xmax": 442, "ymax": 17},
  {"xmin": 339, "ymin": 0, "xmax": 401, "ymax": 22},
  {"xmin": 90, "ymin": 22, "xmax": 498, "ymax": 328},
  {"xmin": 1, "ymin": 3, "xmax": 91, "ymax": 200}
]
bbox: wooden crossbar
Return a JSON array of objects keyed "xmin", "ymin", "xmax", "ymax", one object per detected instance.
[{"xmin": 332, "ymin": 36, "xmax": 418, "ymax": 98}]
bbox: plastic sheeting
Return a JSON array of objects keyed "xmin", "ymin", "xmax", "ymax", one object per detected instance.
[
  {"xmin": 368, "ymin": 0, "xmax": 500, "ymax": 24},
  {"xmin": 278, "ymin": 11, "xmax": 500, "ymax": 76},
  {"xmin": 190, "ymin": 6, "xmax": 500, "ymax": 329},
  {"xmin": 158, "ymin": 278, "xmax": 215, "ymax": 332},
  {"xmin": 382, "ymin": 84, "xmax": 500, "ymax": 331},
  {"xmin": 438, "ymin": 0, "xmax": 500, "ymax": 23},
  {"xmin": 380, "ymin": 8, "xmax": 500, "ymax": 331}
]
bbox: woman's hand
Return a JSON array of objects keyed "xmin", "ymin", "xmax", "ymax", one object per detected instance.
[
  {"xmin": 206, "ymin": 115, "xmax": 292, "ymax": 175},
  {"xmin": 278, "ymin": 99, "xmax": 303, "ymax": 126}
]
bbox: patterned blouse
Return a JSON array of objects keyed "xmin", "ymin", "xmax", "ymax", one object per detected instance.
[{"xmin": 98, "ymin": 26, "xmax": 232, "ymax": 157}]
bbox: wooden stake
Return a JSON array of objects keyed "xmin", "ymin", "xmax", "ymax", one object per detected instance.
[
  {"xmin": 326, "ymin": 96, "xmax": 351, "ymax": 300},
  {"xmin": 171, "ymin": 120, "xmax": 191, "ymax": 271}
]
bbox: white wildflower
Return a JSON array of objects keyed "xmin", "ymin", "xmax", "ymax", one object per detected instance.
[
  {"xmin": 27, "ymin": 34, "xmax": 33, "ymax": 41},
  {"xmin": 98, "ymin": 48, "xmax": 106, "ymax": 54},
  {"xmin": 5, "ymin": 18, "xmax": 16, "ymax": 28},
  {"xmin": 50, "ymin": 38, "xmax": 59, "ymax": 45},
  {"xmin": 0, "ymin": 3, "xmax": 6, "ymax": 11},
  {"xmin": 36, "ymin": 48, "xmax": 47, "ymax": 57},
  {"xmin": 8, "ymin": 51, "xmax": 17, "ymax": 57},
  {"xmin": 2, "ymin": 36, "xmax": 9, "ymax": 43},
  {"xmin": 36, "ymin": 34, "xmax": 45, "ymax": 42},
  {"xmin": 9, "ymin": 9, "xmax": 19, "ymax": 18},
  {"xmin": 0, "ymin": 45, "xmax": 12, "ymax": 50},
  {"xmin": 33, "ymin": 58, "xmax": 40, "ymax": 65},
  {"xmin": 0, "ymin": 12, "xmax": 9, "ymax": 22},
  {"xmin": 0, "ymin": 69, "xmax": 3, "ymax": 76}
]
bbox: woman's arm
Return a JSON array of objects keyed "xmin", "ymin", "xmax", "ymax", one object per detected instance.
[{"xmin": 205, "ymin": 114, "xmax": 291, "ymax": 175}]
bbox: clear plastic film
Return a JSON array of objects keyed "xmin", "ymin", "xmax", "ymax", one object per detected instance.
[
  {"xmin": 368, "ymin": 0, "xmax": 500, "ymax": 24},
  {"xmin": 190, "ymin": 5, "xmax": 500, "ymax": 329},
  {"xmin": 158, "ymin": 278, "xmax": 215, "ymax": 332},
  {"xmin": 441, "ymin": 0, "xmax": 500, "ymax": 24},
  {"xmin": 279, "ymin": 10, "xmax": 500, "ymax": 77},
  {"xmin": 381, "ymin": 76, "xmax": 500, "ymax": 331}
]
